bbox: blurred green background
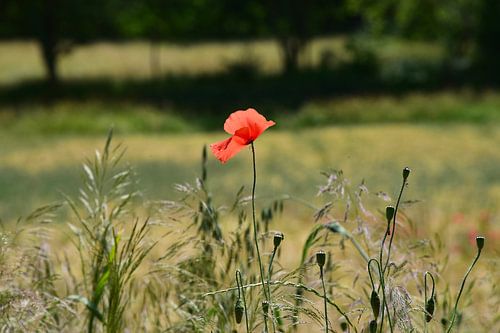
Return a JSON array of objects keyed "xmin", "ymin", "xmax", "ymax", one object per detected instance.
[{"xmin": 0, "ymin": 0, "xmax": 499, "ymax": 241}]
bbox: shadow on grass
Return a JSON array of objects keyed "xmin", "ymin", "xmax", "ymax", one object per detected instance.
[
  {"xmin": 0, "ymin": 64, "xmax": 467, "ymax": 124},
  {"xmin": 1, "ymin": 59, "xmax": 499, "ymax": 133}
]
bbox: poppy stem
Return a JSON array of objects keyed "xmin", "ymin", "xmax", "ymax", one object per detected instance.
[
  {"xmin": 251, "ymin": 142, "xmax": 271, "ymax": 333},
  {"xmin": 445, "ymin": 243, "xmax": 483, "ymax": 333}
]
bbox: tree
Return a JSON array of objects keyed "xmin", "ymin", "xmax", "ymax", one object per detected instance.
[
  {"xmin": 260, "ymin": 0, "xmax": 355, "ymax": 73},
  {"xmin": 0, "ymin": 0, "xmax": 119, "ymax": 84}
]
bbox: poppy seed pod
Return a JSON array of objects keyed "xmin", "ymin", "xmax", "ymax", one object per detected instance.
[
  {"xmin": 476, "ymin": 236, "xmax": 485, "ymax": 250},
  {"xmin": 262, "ymin": 301, "xmax": 269, "ymax": 314},
  {"xmin": 370, "ymin": 290, "xmax": 381, "ymax": 319},
  {"xmin": 234, "ymin": 299, "xmax": 244, "ymax": 324},
  {"xmin": 316, "ymin": 250, "xmax": 326, "ymax": 268},
  {"xmin": 403, "ymin": 167, "xmax": 411, "ymax": 180},
  {"xmin": 425, "ymin": 297, "xmax": 435, "ymax": 322},
  {"xmin": 369, "ymin": 320, "xmax": 377, "ymax": 333},
  {"xmin": 386, "ymin": 206, "xmax": 395, "ymax": 222},
  {"xmin": 274, "ymin": 232, "xmax": 284, "ymax": 248}
]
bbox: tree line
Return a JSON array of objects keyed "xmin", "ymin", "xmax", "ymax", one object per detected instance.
[{"xmin": 0, "ymin": 0, "xmax": 498, "ymax": 84}]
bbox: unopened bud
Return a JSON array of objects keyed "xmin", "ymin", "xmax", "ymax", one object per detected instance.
[
  {"xmin": 316, "ymin": 250, "xmax": 326, "ymax": 268},
  {"xmin": 476, "ymin": 236, "xmax": 485, "ymax": 250},
  {"xmin": 274, "ymin": 232, "xmax": 284, "ymax": 248},
  {"xmin": 403, "ymin": 167, "xmax": 410, "ymax": 180},
  {"xmin": 425, "ymin": 297, "xmax": 435, "ymax": 322},
  {"xmin": 340, "ymin": 321, "xmax": 348, "ymax": 332},
  {"xmin": 234, "ymin": 299, "xmax": 244, "ymax": 324},
  {"xmin": 262, "ymin": 301, "xmax": 269, "ymax": 314},
  {"xmin": 386, "ymin": 206, "xmax": 395, "ymax": 222},
  {"xmin": 369, "ymin": 320, "xmax": 377, "ymax": 333},
  {"xmin": 370, "ymin": 290, "xmax": 381, "ymax": 319}
]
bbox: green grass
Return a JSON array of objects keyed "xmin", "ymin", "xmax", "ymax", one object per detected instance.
[
  {"xmin": 1, "ymin": 38, "xmax": 498, "ymax": 332},
  {"xmin": 0, "ymin": 90, "xmax": 499, "ymax": 137},
  {"xmin": 0, "ymin": 37, "xmax": 443, "ymax": 85},
  {"xmin": 1, "ymin": 124, "xmax": 498, "ymax": 226},
  {"xmin": 0, "ymin": 126, "xmax": 498, "ymax": 332}
]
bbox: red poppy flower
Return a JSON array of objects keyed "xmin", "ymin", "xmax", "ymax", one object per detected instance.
[{"xmin": 210, "ymin": 108, "xmax": 275, "ymax": 163}]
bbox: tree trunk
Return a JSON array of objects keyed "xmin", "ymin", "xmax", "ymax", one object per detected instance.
[
  {"xmin": 279, "ymin": 37, "xmax": 305, "ymax": 73},
  {"xmin": 40, "ymin": 0, "xmax": 59, "ymax": 84}
]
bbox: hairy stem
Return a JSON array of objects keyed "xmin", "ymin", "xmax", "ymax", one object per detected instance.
[
  {"xmin": 383, "ymin": 177, "xmax": 406, "ymax": 275},
  {"xmin": 320, "ymin": 267, "xmax": 329, "ymax": 333},
  {"xmin": 446, "ymin": 247, "xmax": 483, "ymax": 333},
  {"xmin": 203, "ymin": 279, "xmax": 357, "ymax": 333},
  {"xmin": 251, "ymin": 143, "xmax": 270, "ymax": 332}
]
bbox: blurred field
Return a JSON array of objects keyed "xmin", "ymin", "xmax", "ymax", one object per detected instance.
[
  {"xmin": 0, "ymin": 38, "xmax": 443, "ymax": 84},
  {"xmin": 1, "ymin": 124, "xmax": 498, "ymax": 236},
  {"xmin": 1, "ymin": 38, "xmax": 499, "ymax": 332}
]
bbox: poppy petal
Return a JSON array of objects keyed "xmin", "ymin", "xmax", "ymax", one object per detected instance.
[
  {"xmin": 224, "ymin": 108, "xmax": 275, "ymax": 138},
  {"xmin": 210, "ymin": 136, "xmax": 247, "ymax": 163},
  {"xmin": 233, "ymin": 126, "xmax": 252, "ymax": 144}
]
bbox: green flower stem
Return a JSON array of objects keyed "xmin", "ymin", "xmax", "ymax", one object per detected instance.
[
  {"xmin": 267, "ymin": 245, "xmax": 278, "ymax": 333},
  {"xmin": 236, "ymin": 270, "xmax": 250, "ymax": 333},
  {"xmin": 250, "ymin": 143, "xmax": 270, "ymax": 333},
  {"xmin": 445, "ymin": 246, "xmax": 483, "ymax": 333},
  {"xmin": 203, "ymin": 280, "xmax": 357, "ymax": 333},
  {"xmin": 320, "ymin": 266, "xmax": 329, "ymax": 333},
  {"xmin": 383, "ymin": 176, "xmax": 407, "ymax": 275},
  {"xmin": 368, "ymin": 259, "xmax": 393, "ymax": 333}
]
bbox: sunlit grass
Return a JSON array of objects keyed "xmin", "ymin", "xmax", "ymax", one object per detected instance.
[
  {"xmin": 0, "ymin": 125, "xmax": 498, "ymax": 332},
  {"xmin": 0, "ymin": 37, "xmax": 443, "ymax": 84},
  {"xmin": 1, "ymin": 124, "xmax": 498, "ymax": 225}
]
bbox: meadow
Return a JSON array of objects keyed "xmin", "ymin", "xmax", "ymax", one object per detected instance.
[{"xmin": 0, "ymin": 39, "xmax": 499, "ymax": 332}]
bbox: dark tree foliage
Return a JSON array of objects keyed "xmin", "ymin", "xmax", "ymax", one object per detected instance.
[
  {"xmin": 1, "ymin": 0, "xmax": 498, "ymax": 82},
  {"xmin": 0, "ymin": 0, "xmax": 119, "ymax": 83},
  {"xmin": 351, "ymin": 0, "xmax": 500, "ymax": 80}
]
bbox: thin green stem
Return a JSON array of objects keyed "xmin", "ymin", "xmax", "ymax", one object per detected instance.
[
  {"xmin": 250, "ymin": 143, "xmax": 270, "ymax": 333},
  {"xmin": 320, "ymin": 267, "xmax": 329, "ymax": 333},
  {"xmin": 203, "ymin": 279, "xmax": 357, "ymax": 333},
  {"xmin": 236, "ymin": 270, "xmax": 250, "ymax": 333},
  {"xmin": 383, "ymin": 177, "xmax": 406, "ymax": 275},
  {"xmin": 368, "ymin": 259, "xmax": 393, "ymax": 333},
  {"xmin": 267, "ymin": 246, "xmax": 278, "ymax": 333},
  {"xmin": 446, "ymin": 247, "xmax": 483, "ymax": 333}
]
